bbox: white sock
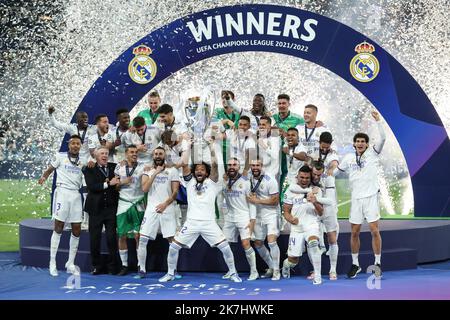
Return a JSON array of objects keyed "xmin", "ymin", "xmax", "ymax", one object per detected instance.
[
  {"xmin": 375, "ymin": 254, "xmax": 381, "ymax": 265},
  {"xmin": 256, "ymin": 245, "xmax": 273, "ymax": 269},
  {"xmin": 167, "ymin": 242, "xmax": 181, "ymax": 275},
  {"xmin": 50, "ymin": 231, "xmax": 61, "ymax": 264},
  {"xmin": 352, "ymin": 253, "xmax": 359, "ymax": 266},
  {"xmin": 283, "ymin": 258, "xmax": 297, "ymax": 269},
  {"xmin": 217, "ymin": 242, "xmax": 237, "ymax": 275},
  {"xmin": 319, "ymin": 224, "xmax": 326, "ymax": 249},
  {"xmin": 119, "ymin": 249, "xmax": 128, "ymax": 267},
  {"xmin": 137, "ymin": 236, "xmax": 149, "ymax": 273},
  {"xmin": 268, "ymin": 241, "xmax": 280, "ymax": 271},
  {"xmin": 308, "ymin": 240, "xmax": 322, "ymax": 278},
  {"xmin": 244, "ymin": 247, "xmax": 257, "ymax": 274},
  {"xmin": 328, "ymin": 243, "xmax": 339, "ymax": 273},
  {"xmin": 67, "ymin": 234, "xmax": 79, "ymax": 266}
]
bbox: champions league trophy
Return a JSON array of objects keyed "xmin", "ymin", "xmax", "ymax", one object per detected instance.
[{"xmin": 182, "ymin": 90, "xmax": 217, "ymax": 165}]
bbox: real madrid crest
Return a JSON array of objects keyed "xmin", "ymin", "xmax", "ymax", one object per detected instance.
[
  {"xmin": 128, "ymin": 44, "xmax": 157, "ymax": 84},
  {"xmin": 350, "ymin": 41, "xmax": 380, "ymax": 83}
]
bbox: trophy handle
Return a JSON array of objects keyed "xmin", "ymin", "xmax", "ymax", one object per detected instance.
[
  {"xmin": 265, "ymin": 95, "xmax": 276, "ymax": 116},
  {"xmin": 206, "ymin": 90, "xmax": 217, "ymax": 127}
]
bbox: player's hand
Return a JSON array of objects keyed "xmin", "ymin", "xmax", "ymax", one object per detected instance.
[
  {"xmin": 137, "ymin": 144, "xmax": 147, "ymax": 152},
  {"xmin": 114, "ymin": 139, "xmax": 121, "ymax": 147},
  {"xmin": 143, "ymin": 164, "xmax": 152, "ymax": 172},
  {"xmin": 291, "ymin": 217, "xmax": 299, "ymax": 225},
  {"xmin": 87, "ymin": 160, "xmax": 96, "ymax": 168},
  {"xmin": 38, "ymin": 177, "xmax": 46, "ymax": 185},
  {"xmin": 277, "ymin": 127, "xmax": 287, "ymax": 138},
  {"xmin": 371, "ymin": 110, "xmax": 380, "ymax": 121},
  {"xmin": 223, "ymin": 173, "xmax": 228, "ymax": 182},
  {"xmin": 247, "ymin": 193, "xmax": 259, "ymax": 204},
  {"xmin": 242, "ymin": 170, "xmax": 249, "ymax": 177},
  {"xmin": 223, "ymin": 119, "xmax": 234, "ymax": 128},
  {"xmin": 312, "ymin": 186, "xmax": 320, "ymax": 194},
  {"xmin": 128, "ymin": 126, "xmax": 136, "ymax": 133},
  {"xmin": 282, "ymin": 146, "xmax": 289, "ymax": 154},
  {"xmin": 316, "ymin": 120, "xmax": 324, "ymax": 127},
  {"xmin": 121, "ymin": 176, "xmax": 132, "ymax": 185},
  {"xmin": 48, "ymin": 106, "xmax": 55, "ymax": 114},
  {"xmin": 258, "ymin": 138, "xmax": 268, "ymax": 149},
  {"xmin": 155, "ymin": 165, "xmax": 165, "ymax": 174},
  {"xmin": 307, "ymin": 192, "xmax": 317, "ymax": 203},
  {"xmin": 326, "ymin": 168, "xmax": 334, "ymax": 176},
  {"xmin": 155, "ymin": 202, "xmax": 168, "ymax": 214},
  {"xmin": 109, "ymin": 176, "xmax": 120, "ymax": 186}
]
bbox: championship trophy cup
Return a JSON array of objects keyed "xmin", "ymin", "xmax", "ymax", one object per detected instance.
[{"xmin": 182, "ymin": 92, "xmax": 217, "ymax": 164}]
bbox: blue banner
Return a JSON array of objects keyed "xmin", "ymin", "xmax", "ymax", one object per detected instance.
[{"xmin": 64, "ymin": 4, "xmax": 450, "ymax": 217}]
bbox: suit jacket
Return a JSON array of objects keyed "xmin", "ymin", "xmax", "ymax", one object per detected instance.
[{"xmin": 83, "ymin": 162, "xmax": 119, "ymax": 215}]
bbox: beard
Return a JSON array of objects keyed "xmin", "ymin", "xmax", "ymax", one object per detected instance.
[
  {"xmin": 251, "ymin": 169, "xmax": 261, "ymax": 177},
  {"xmin": 227, "ymin": 169, "xmax": 237, "ymax": 178},
  {"xmin": 153, "ymin": 158, "xmax": 164, "ymax": 166}
]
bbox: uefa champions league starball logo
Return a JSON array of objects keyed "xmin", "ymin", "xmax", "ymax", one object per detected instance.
[
  {"xmin": 350, "ymin": 41, "xmax": 380, "ymax": 82},
  {"xmin": 128, "ymin": 44, "xmax": 157, "ymax": 84}
]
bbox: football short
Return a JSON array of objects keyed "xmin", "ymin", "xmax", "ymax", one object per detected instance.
[{"xmin": 52, "ymin": 187, "xmax": 83, "ymax": 223}]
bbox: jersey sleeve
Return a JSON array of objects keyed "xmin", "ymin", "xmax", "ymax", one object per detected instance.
[
  {"xmin": 268, "ymin": 177, "xmax": 279, "ymax": 195},
  {"xmin": 88, "ymin": 134, "xmax": 97, "ymax": 149},
  {"xmin": 50, "ymin": 153, "xmax": 61, "ymax": 169},
  {"xmin": 49, "ymin": 114, "xmax": 75, "ymax": 134},
  {"xmin": 245, "ymin": 136, "xmax": 256, "ymax": 150},
  {"xmin": 283, "ymin": 190, "xmax": 294, "ymax": 205},
  {"xmin": 169, "ymin": 168, "xmax": 180, "ymax": 182},
  {"xmin": 114, "ymin": 164, "xmax": 121, "ymax": 176},
  {"xmin": 337, "ymin": 154, "xmax": 350, "ymax": 172}
]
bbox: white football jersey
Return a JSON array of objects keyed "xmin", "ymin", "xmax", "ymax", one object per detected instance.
[
  {"xmin": 49, "ymin": 114, "xmax": 95, "ymax": 163},
  {"xmin": 158, "ymin": 139, "xmax": 189, "ymax": 167},
  {"xmin": 318, "ymin": 149, "xmax": 339, "ymax": 188},
  {"xmin": 181, "ymin": 176, "xmax": 222, "ymax": 221},
  {"xmin": 256, "ymin": 135, "xmax": 280, "ymax": 178},
  {"xmin": 226, "ymin": 99, "xmax": 274, "ymax": 133},
  {"xmin": 249, "ymin": 174, "xmax": 279, "ymax": 219},
  {"xmin": 338, "ymin": 147, "xmax": 381, "ymax": 199},
  {"xmin": 51, "ymin": 152, "xmax": 83, "ymax": 190},
  {"xmin": 155, "ymin": 116, "xmax": 189, "ymax": 137},
  {"xmin": 284, "ymin": 184, "xmax": 322, "ymax": 233},
  {"xmin": 87, "ymin": 129, "xmax": 115, "ymax": 162},
  {"xmin": 144, "ymin": 167, "xmax": 179, "ymax": 213},
  {"xmin": 222, "ymin": 175, "xmax": 255, "ymax": 222},
  {"xmin": 114, "ymin": 162, "xmax": 145, "ymax": 202},
  {"xmin": 110, "ymin": 124, "xmax": 129, "ymax": 163},
  {"xmin": 226, "ymin": 129, "xmax": 256, "ymax": 168},
  {"xmin": 296, "ymin": 124, "xmax": 331, "ymax": 158},
  {"xmin": 121, "ymin": 125, "xmax": 161, "ymax": 164},
  {"xmin": 285, "ymin": 143, "xmax": 307, "ymax": 183}
]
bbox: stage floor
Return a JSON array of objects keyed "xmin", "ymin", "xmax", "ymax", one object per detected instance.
[
  {"xmin": 1, "ymin": 252, "xmax": 450, "ymax": 300},
  {"xmin": 19, "ymin": 219, "xmax": 450, "ymax": 273}
]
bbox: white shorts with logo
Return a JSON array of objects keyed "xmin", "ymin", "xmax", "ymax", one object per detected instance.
[
  {"xmin": 223, "ymin": 219, "xmax": 251, "ymax": 243},
  {"xmin": 140, "ymin": 207, "xmax": 177, "ymax": 240},
  {"xmin": 175, "ymin": 219, "xmax": 226, "ymax": 249},
  {"xmin": 287, "ymin": 224, "xmax": 320, "ymax": 257},
  {"xmin": 52, "ymin": 187, "xmax": 83, "ymax": 223},
  {"xmin": 253, "ymin": 214, "xmax": 280, "ymax": 241},
  {"xmin": 349, "ymin": 193, "xmax": 380, "ymax": 225}
]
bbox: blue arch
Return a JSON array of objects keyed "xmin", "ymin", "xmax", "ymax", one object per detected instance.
[{"xmin": 66, "ymin": 4, "xmax": 450, "ymax": 217}]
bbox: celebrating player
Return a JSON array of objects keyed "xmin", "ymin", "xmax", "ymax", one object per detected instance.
[{"xmin": 38, "ymin": 135, "xmax": 85, "ymax": 277}]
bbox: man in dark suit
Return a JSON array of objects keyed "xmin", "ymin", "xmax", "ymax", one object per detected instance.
[{"xmin": 83, "ymin": 146, "xmax": 120, "ymax": 275}]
